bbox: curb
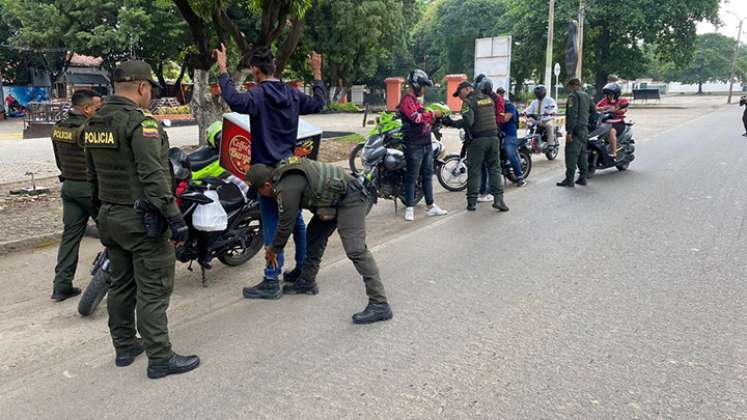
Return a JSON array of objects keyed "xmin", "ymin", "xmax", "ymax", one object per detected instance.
[{"xmin": 0, "ymin": 231, "xmax": 61, "ymax": 256}]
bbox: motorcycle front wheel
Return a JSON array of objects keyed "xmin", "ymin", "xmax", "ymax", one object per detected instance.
[
  {"xmin": 78, "ymin": 266, "xmax": 111, "ymax": 317},
  {"xmin": 545, "ymin": 144, "xmax": 559, "ymax": 160},
  {"xmin": 218, "ymin": 219, "xmax": 263, "ymax": 266},
  {"xmin": 437, "ymin": 154, "xmax": 468, "ymax": 192},
  {"xmin": 348, "ymin": 143, "xmax": 365, "ymax": 176}
]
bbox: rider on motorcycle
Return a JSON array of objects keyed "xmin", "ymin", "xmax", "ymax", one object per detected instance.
[
  {"xmin": 524, "ymin": 85, "xmax": 558, "ymax": 147},
  {"xmin": 596, "ymin": 83, "xmax": 629, "ymax": 159},
  {"xmin": 399, "ymin": 69, "xmax": 448, "ymax": 221}
]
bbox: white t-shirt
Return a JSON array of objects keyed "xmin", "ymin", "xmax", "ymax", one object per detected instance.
[{"xmin": 525, "ymin": 97, "xmax": 557, "ymax": 122}]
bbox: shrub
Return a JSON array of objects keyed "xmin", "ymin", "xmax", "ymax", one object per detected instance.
[{"xmin": 326, "ymin": 102, "xmax": 363, "ymax": 113}]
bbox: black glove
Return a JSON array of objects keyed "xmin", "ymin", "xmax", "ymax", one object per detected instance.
[
  {"xmin": 167, "ymin": 215, "xmax": 189, "ymax": 243},
  {"xmin": 442, "ymin": 115, "xmax": 455, "ymax": 127}
]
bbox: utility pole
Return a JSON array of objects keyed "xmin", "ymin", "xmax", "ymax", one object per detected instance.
[
  {"xmin": 575, "ymin": 0, "xmax": 585, "ymax": 79},
  {"xmin": 727, "ymin": 12, "xmax": 745, "ymax": 104},
  {"xmin": 544, "ymin": 0, "xmax": 555, "ymax": 90}
]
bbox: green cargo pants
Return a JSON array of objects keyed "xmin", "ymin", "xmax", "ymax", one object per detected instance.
[
  {"xmin": 53, "ymin": 180, "xmax": 96, "ymax": 292},
  {"xmin": 298, "ymin": 187, "xmax": 387, "ymax": 304},
  {"xmin": 97, "ymin": 204, "xmax": 175, "ymax": 362},
  {"xmin": 564, "ymin": 129, "xmax": 589, "ymax": 181},
  {"xmin": 466, "ymin": 136, "xmax": 503, "ymax": 205}
]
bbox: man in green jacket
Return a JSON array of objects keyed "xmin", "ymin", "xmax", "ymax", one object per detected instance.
[
  {"xmin": 50, "ymin": 89, "xmax": 101, "ymax": 301},
  {"xmin": 446, "ymin": 81, "xmax": 509, "ymax": 212},
  {"xmin": 246, "ymin": 157, "xmax": 392, "ymax": 324},
  {"xmin": 84, "ymin": 60, "xmax": 199, "ymax": 379},
  {"xmin": 558, "ymin": 78, "xmax": 596, "ymax": 187}
]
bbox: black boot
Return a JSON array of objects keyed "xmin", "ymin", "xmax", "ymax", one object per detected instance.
[
  {"xmin": 283, "ymin": 267, "xmax": 302, "ymax": 283},
  {"xmin": 556, "ymin": 178, "xmax": 575, "ymax": 187},
  {"xmin": 282, "ymin": 278, "xmax": 319, "ymax": 295},
  {"xmin": 492, "ymin": 198, "xmax": 509, "ymax": 212},
  {"xmin": 575, "ymin": 176, "xmax": 587, "ymax": 186},
  {"xmin": 242, "ymin": 278, "xmax": 282, "ymax": 299},
  {"xmin": 352, "ymin": 302, "xmax": 393, "ymax": 324},
  {"xmin": 115, "ymin": 338, "xmax": 145, "ymax": 367},
  {"xmin": 147, "ymin": 353, "xmax": 200, "ymax": 379},
  {"xmin": 51, "ymin": 287, "xmax": 81, "ymax": 302},
  {"xmin": 466, "ymin": 201, "xmax": 477, "ymax": 211}
]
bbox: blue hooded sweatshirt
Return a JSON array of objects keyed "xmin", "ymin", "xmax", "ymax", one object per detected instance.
[{"xmin": 219, "ymin": 74, "xmax": 327, "ymax": 165}]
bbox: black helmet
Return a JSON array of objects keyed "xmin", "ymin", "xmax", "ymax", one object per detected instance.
[
  {"xmin": 533, "ymin": 85, "xmax": 547, "ymax": 99},
  {"xmin": 168, "ymin": 147, "xmax": 191, "ymax": 181},
  {"xmin": 602, "ymin": 82, "xmax": 622, "ymax": 99},
  {"xmin": 474, "ymin": 74, "xmax": 493, "ymax": 95},
  {"xmin": 407, "ymin": 69, "xmax": 433, "ymax": 95}
]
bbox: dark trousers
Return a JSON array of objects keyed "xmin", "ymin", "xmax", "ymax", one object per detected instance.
[
  {"xmin": 467, "ymin": 136, "xmax": 503, "ymax": 205},
  {"xmin": 53, "ymin": 180, "xmax": 96, "ymax": 291},
  {"xmin": 564, "ymin": 130, "xmax": 589, "ymax": 181},
  {"xmin": 404, "ymin": 143, "xmax": 434, "ymax": 207},
  {"xmin": 298, "ymin": 188, "xmax": 387, "ymax": 304},
  {"xmin": 742, "ymin": 112, "xmax": 747, "ymax": 133},
  {"xmin": 98, "ymin": 204, "xmax": 175, "ymax": 362}
]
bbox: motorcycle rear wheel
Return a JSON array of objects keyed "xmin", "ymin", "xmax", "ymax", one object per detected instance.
[
  {"xmin": 218, "ymin": 220, "xmax": 263, "ymax": 267},
  {"xmin": 545, "ymin": 145, "xmax": 559, "ymax": 160},
  {"xmin": 505, "ymin": 150, "xmax": 532, "ymax": 184},
  {"xmin": 616, "ymin": 162, "xmax": 630, "ymax": 171},
  {"xmin": 587, "ymin": 152, "xmax": 599, "ymax": 178},
  {"xmin": 437, "ymin": 154, "xmax": 468, "ymax": 192},
  {"xmin": 78, "ymin": 267, "xmax": 111, "ymax": 317}
]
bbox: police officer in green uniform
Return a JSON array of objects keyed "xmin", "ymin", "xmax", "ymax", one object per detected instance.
[
  {"xmin": 246, "ymin": 157, "xmax": 393, "ymax": 324},
  {"xmin": 557, "ymin": 78, "xmax": 596, "ymax": 187},
  {"xmin": 445, "ymin": 81, "xmax": 509, "ymax": 212},
  {"xmin": 50, "ymin": 89, "xmax": 102, "ymax": 302},
  {"xmin": 84, "ymin": 60, "xmax": 199, "ymax": 379}
]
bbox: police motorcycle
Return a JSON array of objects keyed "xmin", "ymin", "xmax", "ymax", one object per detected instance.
[
  {"xmin": 523, "ymin": 113, "xmax": 562, "ymax": 160},
  {"xmin": 586, "ymin": 105, "xmax": 636, "ymax": 177},
  {"xmin": 436, "ymin": 125, "xmax": 532, "ymax": 192},
  {"xmin": 78, "ymin": 148, "xmax": 263, "ymax": 316},
  {"xmin": 355, "ymin": 103, "xmax": 451, "ymax": 211}
]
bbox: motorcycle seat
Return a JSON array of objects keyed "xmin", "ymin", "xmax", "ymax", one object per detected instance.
[
  {"xmin": 217, "ymin": 182, "xmax": 246, "ymax": 213},
  {"xmin": 188, "ymin": 146, "xmax": 220, "ymax": 171}
]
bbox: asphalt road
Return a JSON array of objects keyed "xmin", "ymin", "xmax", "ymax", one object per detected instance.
[{"xmin": 1, "ymin": 107, "xmax": 746, "ymax": 419}]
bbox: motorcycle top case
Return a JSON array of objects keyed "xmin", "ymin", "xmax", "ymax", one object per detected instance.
[
  {"xmin": 219, "ymin": 112, "xmax": 323, "ymax": 180},
  {"xmin": 192, "ymin": 190, "xmax": 229, "ymax": 232}
]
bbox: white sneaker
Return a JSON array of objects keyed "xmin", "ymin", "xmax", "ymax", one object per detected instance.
[
  {"xmin": 404, "ymin": 207, "xmax": 415, "ymax": 221},
  {"xmin": 477, "ymin": 194, "xmax": 494, "ymax": 202},
  {"xmin": 426, "ymin": 204, "xmax": 448, "ymax": 217}
]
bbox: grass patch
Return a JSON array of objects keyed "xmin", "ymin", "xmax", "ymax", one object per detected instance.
[{"xmin": 334, "ymin": 133, "xmax": 365, "ymax": 143}]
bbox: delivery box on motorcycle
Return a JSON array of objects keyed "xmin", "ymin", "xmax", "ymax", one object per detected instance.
[{"xmin": 219, "ymin": 112, "xmax": 323, "ymax": 179}]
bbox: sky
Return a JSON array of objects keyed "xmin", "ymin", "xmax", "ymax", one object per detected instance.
[{"xmin": 697, "ymin": 0, "xmax": 747, "ymax": 40}]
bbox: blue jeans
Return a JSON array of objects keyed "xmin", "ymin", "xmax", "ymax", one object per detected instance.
[
  {"xmin": 404, "ymin": 143, "xmax": 435, "ymax": 207},
  {"xmin": 502, "ymin": 135, "xmax": 523, "ymax": 179},
  {"xmin": 258, "ymin": 194, "xmax": 307, "ymax": 280}
]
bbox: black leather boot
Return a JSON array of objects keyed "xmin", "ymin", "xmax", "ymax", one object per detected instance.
[
  {"xmin": 492, "ymin": 198, "xmax": 509, "ymax": 212},
  {"xmin": 556, "ymin": 178, "xmax": 575, "ymax": 187},
  {"xmin": 283, "ymin": 267, "xmax": 302, "ymax": 283},
  {"xmin": 147, "ymin": 353, "xmax": 200, "ymax": 379},
  {"xmin": 242, "ymin": 278, "xmax": 282, "ymax": 299},
  {"xmin": 575, "ymin": 176, "xmax": 588, "ymax": 186},
  {"xmin": 51, "ymin": 287, "xmax": 81, "ymax": 302},
  {"xmin": 115, "ymin": 338, "xmax": 145, "ymax": 367},
  {"xmin": 352, "ymin": 302, "xmax": 393, "ymax": 324},
  {"xmin": 282, "ymin": 279, "xmax": 319, "ymax": 295}
]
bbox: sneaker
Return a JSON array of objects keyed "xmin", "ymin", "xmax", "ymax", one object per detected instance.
[
  {"xmin": 404, "ymin": 207, "xmax": 415, "ymax": 221},
  {"xmin": 426, "ymin": 204, "xmax": 448, "ymax": 217},
  {"xmin": 516, "ymin": 178, "xmax": 526, "ymax": 187},
  {"xmin": 242, "ymin": 278, "xmax": 282, "ymax": 300},
  {"xmin": 477, "ymin": 194, "xmax": 494, "ymax": 202},
  {"xmin": 352, "ymin": 302, "xmax": 393, "ymax": 324}
]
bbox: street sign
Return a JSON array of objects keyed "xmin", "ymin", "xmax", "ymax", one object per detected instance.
[
  {"xmin": 474, "ymin": 35, "xmax": 512, "ymax": 97},
  {"xmin": 554, "ymin": 63, "xmax": 561, "ymax": 77}
]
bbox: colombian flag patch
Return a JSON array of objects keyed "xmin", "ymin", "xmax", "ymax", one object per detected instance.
[{"xmin": 142, "ymin": 127, "xmax": 160, "ymax": 139}]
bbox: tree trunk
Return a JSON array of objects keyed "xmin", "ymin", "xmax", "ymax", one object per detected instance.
[
  {"xmin": 275, "ymin": 18, "xmax": 305, "ymax": 75},
  {"xmin": 155, "ymin": 62, "xmax": 168, "ymax": 93},
  {"xmin": 232, "ymin": 68, "xmax": 252, "ymax": 86},
  {"xmin": 191, "ymin": 69, "xmax": 229, "ymax": 145},
  {"xmin": 697, "ymin": 82, "xmax": 704, "ymax": 95}
]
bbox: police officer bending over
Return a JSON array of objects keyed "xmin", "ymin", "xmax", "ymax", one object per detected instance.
[
  {"xmin": 84, "ymin": 60, "xmax": 199, "ymax": 379},
  {"xmin": 50, "ymin": 89, "xmax": 102, "ymax": 301},
  {"xmin": 444, "ymin": 81, "xmax": 509, "ymax": 212},
  {"xmin": 246, "ymin": 157, "xmax": 393, "ymax": 324}
]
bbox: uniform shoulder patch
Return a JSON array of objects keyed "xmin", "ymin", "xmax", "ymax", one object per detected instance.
[
  {"xmin": 286, "ymin": 155, "xmax": 301, "ymax": 165},
  {"xmin": 141, "ymin": 118, "xmax": 160, "ymax": 139}
]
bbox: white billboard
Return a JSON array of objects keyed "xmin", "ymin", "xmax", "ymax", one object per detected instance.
[{"xmin": 474, "ymin": 36, "xmax": 512, "ymax": 95}]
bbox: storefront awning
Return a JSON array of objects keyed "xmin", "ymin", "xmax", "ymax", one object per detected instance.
[{"xmin": 68, "ymin": 73, "xmax": 110, "ymax": 86}]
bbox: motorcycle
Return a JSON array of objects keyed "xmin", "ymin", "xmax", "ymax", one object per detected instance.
[
  {"xmin": 356, "ymin": 103, "xmax": 451, "ymax": 211},
  {"xmin": 77, "ymin": 152, "xmax": 264, "ymax": 317},
  {"xmin": 436, "ymin": 129, "xmax": 532, "ymax": 192},
  {"xmin": 523, "ymin": 113, "xmax": 562, "ymax": 160},
  {"xmin": 586, "ymin": 110, "xmax": 636, "ymax": 177}
]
